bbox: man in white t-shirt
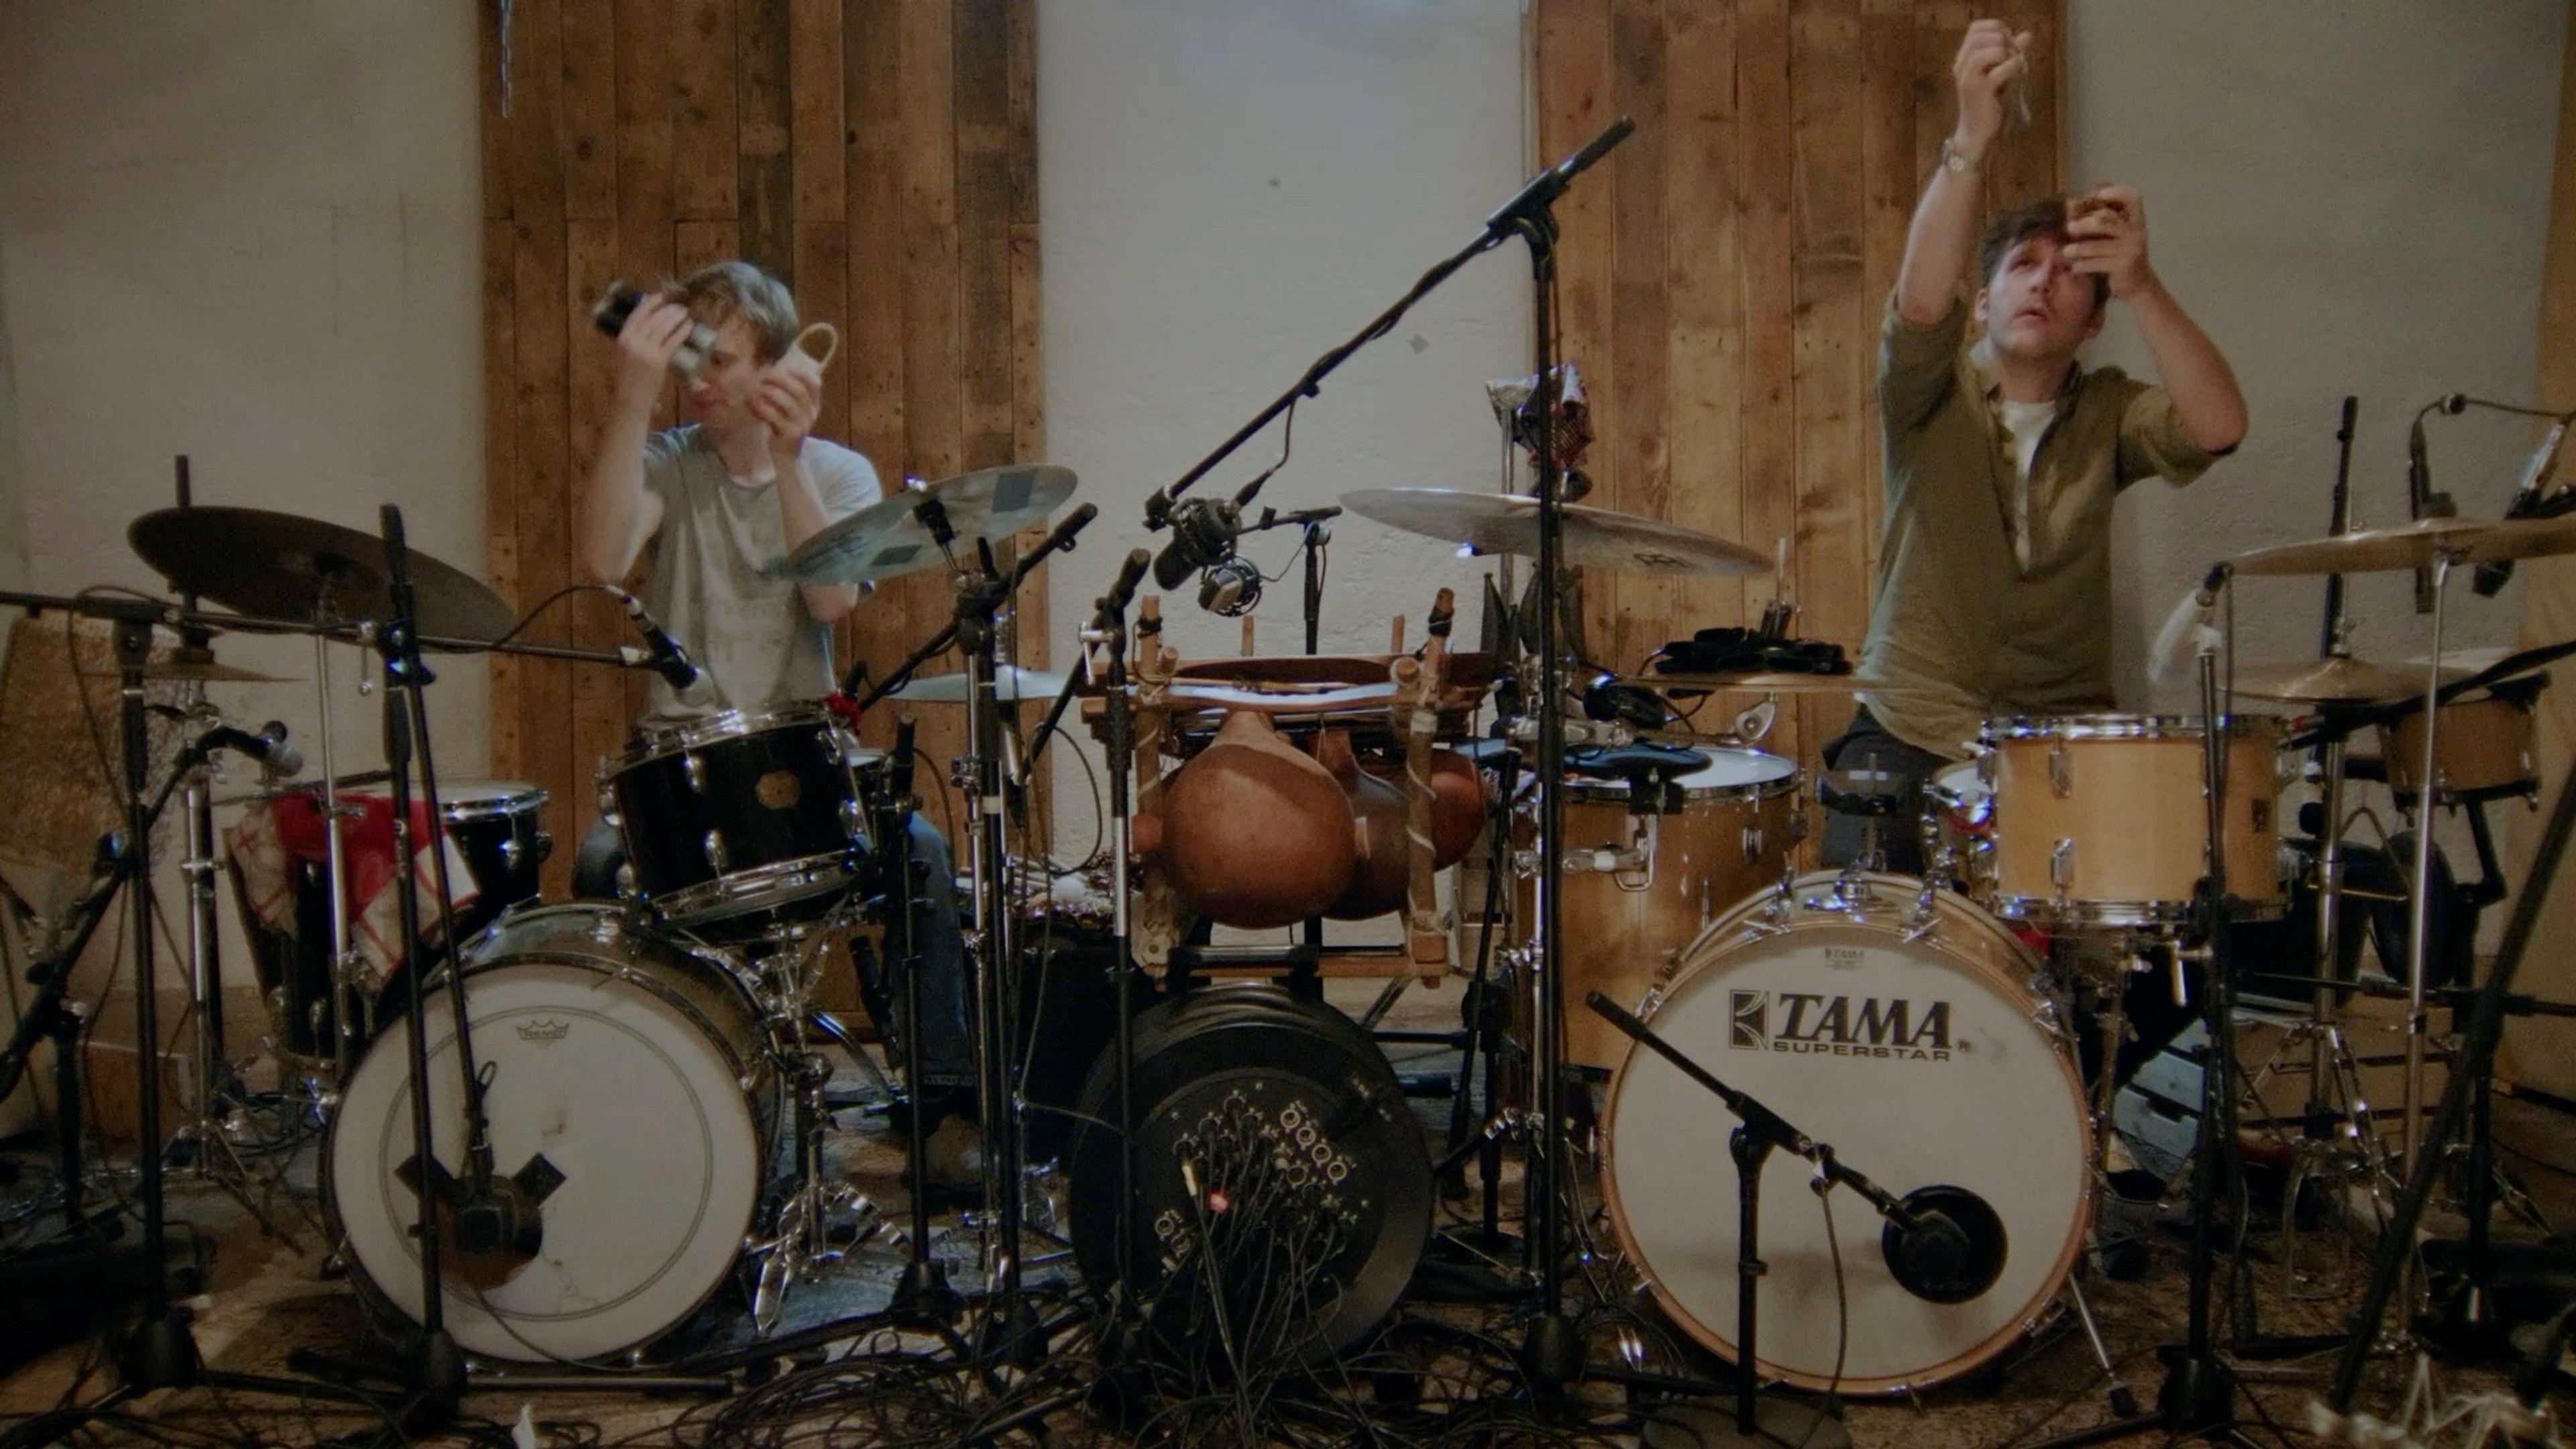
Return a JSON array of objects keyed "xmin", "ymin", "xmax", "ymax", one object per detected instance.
[{"xmin": 574, "ymin": 262, "xmax": 980, "ymax": 1180}]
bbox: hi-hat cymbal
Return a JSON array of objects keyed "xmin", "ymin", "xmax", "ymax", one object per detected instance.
[
  {"xmin": 886, "ymin": 665, "xmax": 1071, "ymax": 704},
  {"xmin": 2230, "ymin": 516, "xmax": 2576, "ymax": 577},
  {"xmin": 2233, "ymin": 655, "xmax": 2465, "ymax": 703},
  {"xmin": 78, "ymin": 647, "xmax": 297, "ymax": 685},
  {"xmin": 1342, "ymin": 488, "xmax": 1769, "ymax": 576},
  {"xmin": 129, "ymin": 506, "xmax": 515, "ymax": 643},
  {"xmin": 786, "ymin": 464, "xmax": 1077, "ymax": 586}
]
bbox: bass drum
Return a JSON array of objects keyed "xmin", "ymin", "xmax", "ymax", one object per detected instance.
[
  {"xmin": 326, "ymin": 904, "xmax": 777, "ymax": 1364},
  {"xmin": 1065, "ymin": 986, "xmax": 1430, "ymax": 1362},
  {"xmin": 1601, "ymin": 872, "xmax": 2092, "ymax": 1394}
]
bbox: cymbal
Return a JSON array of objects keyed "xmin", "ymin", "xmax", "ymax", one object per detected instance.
[
  {"xmin": 785, "ymin": 464, "xmax": 1077, "ymax": 586},
  {"xmin": 2233, "ymin": 654, "xmax": 2465, "ymax": 703},
  {"xmin": 129, "ymin": 506, "xmax": 516, "ymax": 643},
  {"xmin": 1629, "ymin": 669, "xmax": 1866, "ymax": 695},
  {"xmin": 1342, "ymin": 488, "xmax": 1769, "ymax": 576},
  {"xmin": 2231, "ymin": 516, "xmax": 2576, "ymax": 577},
  {"xmin": 886, "ymin": 665, "xmax": 1071, "ymax": 704},
  {"xmin": 79, "ymin": 647, "xmax": 297, "ymax": 685}
]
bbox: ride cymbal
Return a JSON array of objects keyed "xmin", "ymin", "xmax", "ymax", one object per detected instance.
[
  {"xmin": 2230, "ymin": 516, "xmax": 2576, "ymax": 577},
  {"xmin": 1341, "ymin": 488, "xmax": 1768, "ymax": 576},
  {"xmin": 2233, "ymin": 655, "xmax": 2466, "ymax": 703},
  {"xmin": 129, "ymin": 506, "xmax": 515, "ymax": 643}
]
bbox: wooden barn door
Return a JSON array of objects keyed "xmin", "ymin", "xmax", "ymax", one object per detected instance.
[
  {"xmin": 1535, "ymin": 0, "xmax": 2063, "ymax": 788},
  {"xmin": 478, "ymin": 0, "xmax": 1045, "ymax": 897}
]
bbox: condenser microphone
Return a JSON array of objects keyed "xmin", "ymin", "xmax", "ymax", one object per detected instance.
[
  {"xmin": 601, "ymin": 586, "xmax": 708, "ymax": 692},
  {"xmin": 1881, "ymin": 1185, "xmax": 2008, "ymax": 1304},
  {"xmin": 1150, "ymin": 496, "xmax": 1244, "ymax": 592},
  {"xmin": 204, "ymin": 721, "xmax": 303, "ymax": 777}
]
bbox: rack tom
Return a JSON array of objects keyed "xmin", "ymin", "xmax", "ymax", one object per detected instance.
[
  {"xmin": 604, "ymin": 705, "xmax": 881, "ymax": 934},
  {"xmin": 2380, "ymin": 690, "xmax": 2538, "ymax": 802},
  {"xmin": 1983, "ymin": 714, "xmax": 2284, "ymax": 927}
]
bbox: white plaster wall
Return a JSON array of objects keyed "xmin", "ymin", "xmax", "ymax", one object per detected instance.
[
  {"xmin": 0, "ymin": 2, "xmax": 484, "ymax": 1044},
  {"xmin": 1037, "ymin": 0, "xmax": 1535, "ymax": 872},
  {"xmin": 2068, "ymin": 0, "xmax": 2565, "ymax": 703}
]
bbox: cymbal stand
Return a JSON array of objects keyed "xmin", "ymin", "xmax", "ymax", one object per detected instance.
[
  {"xmin": 855, "ymin": 498, "xmax": 1093, "ymax": 1368},
  {"xmin": 2399, "ymin": 553, "xmax": 2461, "ymax": 1185},
  {"xmin": 310, "ymin": 588, "xmax": 365, "ymax": 1083},
  {"xmin": 871, "ymin": 714, "xmax": 963, "ymax": 1329}
]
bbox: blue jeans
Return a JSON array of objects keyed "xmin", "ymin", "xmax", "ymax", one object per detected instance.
[{"xmin": 572, "ymin": 813, "xmax": 975, "ymax": 1089}]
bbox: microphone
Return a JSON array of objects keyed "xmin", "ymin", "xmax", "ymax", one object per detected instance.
[
  {"xmin": 603, "ymin": 586, "xmax": 707, "ymax": 693},
  {"xmin": 2473, "ymin": 412, "xmax": 2575, "ymax": 597},
  {"xmin": 1486, "ymin": 116, "xmax": 1636, "ymax": 232},
  {"xmin": 2410, "ymin": 394, "xmax": 2466, "ymax": 613},
  {"xmin": 204, "ymin": 721, "xmax": 303, "ymax": 777},
  {"xmin": 2194, "ymin": 560, "xmax": 2231, "ymax": 608},
  {"xmin": 1150, "ymin": 496, "xmax": 1243, "ymax": 592},
  {"xmin": 1100, "ymin": 547, "xmax": 1152, "ymax": 627},
  {"xmin": 1197, "ymin": 557, "xmax": 1263, "ymax": 616},
  {"xmin": 1880, "ymin": 1185, "xmax": 2008, "ymax": 1304}
]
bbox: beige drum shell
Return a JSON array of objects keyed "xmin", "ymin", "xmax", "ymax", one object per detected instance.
[
  {"xmin": 1599, "ymin": 872, "xmax": 2094, "ymax": 1393},
  {"xmin": 2380, "ymin": 694, "xmax": 2536, "ymax": 800},
  {"xmin": 1519, "ymin": 752, "xmax": 1801, "ymax": 1072},
  {"xmin": 1989, "ymin": 717, "xmax": 2283, "ymax": 924}
]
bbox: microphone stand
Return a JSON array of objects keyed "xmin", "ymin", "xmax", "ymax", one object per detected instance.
[{"xmin": 1583, "ymin": 992, "xmax": 1998, "ymax": 1449}]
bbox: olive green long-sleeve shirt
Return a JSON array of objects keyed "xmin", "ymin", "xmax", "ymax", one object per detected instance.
[{"xmin": 1858, "ymin": 294, "xmax": 2225, "ymax": 760}]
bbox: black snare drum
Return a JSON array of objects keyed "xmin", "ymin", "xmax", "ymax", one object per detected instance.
[{"xmin": 605, "ymin": 705, "xmax": 879, "ymax": 933}]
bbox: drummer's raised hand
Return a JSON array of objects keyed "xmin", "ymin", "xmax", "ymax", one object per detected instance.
[
  {"xmin": 1951, "ymin": 19, "xmax": 2031, "ymax": 158},
  {"xmin": 2065, "ymin": 186, "xmax": 2153, "ymax": 301},
  {"xmin": 611, "ymin": 292, "xmax": 696, "ymax": 406},
  {"xmin": 749, "ymin": 362, "xmax": 822, "ymax": 467}
]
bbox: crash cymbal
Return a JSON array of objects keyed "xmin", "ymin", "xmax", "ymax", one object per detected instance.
[
  {"xmin": 129, "ymin": 506, "xmax": 515, "ymax": 643},
  {"xmin": 1341, "ymin": 488, "xmax": 1768, "ymax": 576},
  {"xmin": 2230, "ymin": 515, "xmax": 2576, "ymax": 577},
  {"xmin": 785, "ymin": 464, "xmax": 1078, "ymax": 586},
  {"xmin": 886, "ymin": 665, "xmax": 1072, "ymax": 704},
  {"xmin": 2233, "ymin": 654, "xmax": 2466, "ymax": 703},
  {"xmin": 78, "ymin": 647, "xmax": 297, "ymax": 685}
]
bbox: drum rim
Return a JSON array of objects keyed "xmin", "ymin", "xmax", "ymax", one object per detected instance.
[
  {"xmin": 433, "ymin": 780, "xmax": 549, "ymax": 824},
  {"xmin": 1564, "ymin": 747, "xmax": 1801, "ymax": 803},
  {"xmin": 642, "ymin": 851, "xmax": 865, "ymax": 926},
  {"xmin": 1983, "ymin": 712, "xmax": 2282, "ymax": 743},
  {"xmin": 1994, "ymin": 892, "xmax": 2286, "ymax": 926},
  {"xmin": 325, "ymin": 926, "xmax": 775, "ymax": 1364},
  {"xmin": 616, "ymin": 703, "xmax": 879, "ymax": 769},
  {"xmin": 1598, "ymin": 870, "xmax": 2096, "ymax": 1395}
]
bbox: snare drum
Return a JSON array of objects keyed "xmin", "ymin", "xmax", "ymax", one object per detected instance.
[
  {"xmin": 1984, "ymin": 714, "xmax": 2284, "ymax": 926},
  {"xmin": 2381, "ymin": 690, "xmax": 2538, "ymax": 802},
  {"xmin": 605, "ymin": 706, "xmax": 882, "ymax": 933},
  {"xmin": 1527, "ymin": 748, "xmax": 1801, "ymax": 1071}
]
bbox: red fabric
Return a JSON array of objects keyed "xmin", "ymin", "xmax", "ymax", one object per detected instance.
[{"xmin": 223, "ymin": 790, "xmax": 480, "ymax": 991}]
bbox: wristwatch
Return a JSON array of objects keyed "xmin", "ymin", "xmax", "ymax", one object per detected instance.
[{"xmin": 1939, "ymin": 136, "xmax": 1983, "ymax": 175}]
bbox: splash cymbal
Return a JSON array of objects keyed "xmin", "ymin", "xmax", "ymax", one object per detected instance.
[{"xmin": 785, "ymin": 464, "xmax": 1078, "ymax": 586}]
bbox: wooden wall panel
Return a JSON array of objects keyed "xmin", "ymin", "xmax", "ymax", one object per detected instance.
[
  {"xmin": 2502, "ymin": 16, "xmax": 2576, "ymax": 1099},
  {"xmin": 482, "ymin": 0, "xmax": 1048, "ymax": 894},
  {"xmin": 1538, "ymin": 0, "xmax": 2064, "ymax": 812}
]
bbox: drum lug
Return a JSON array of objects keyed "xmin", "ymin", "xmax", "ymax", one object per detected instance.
[
  {"xmin": 2049, "ymin": 739, "xmax": 2074, "ymax": 798},
  {"xmin": 498, "ymin": 835, "xmax": 523, "ymax": 869},
  {"xmin": 704, "ymin": 830, "xmax": 731, "ymax": 874},
  {"xmin": 2050, "ymin": 838, "xmax": 2076, "ymax": 893},
  {"xmin": 682, "ymin": 751, "xmax": 708, "ymax": 794},
  {"xmin": 840, "ymin": 796, "xmax": 865, "ymax": 837},
  {"xmin": 1740, "ymin": 823, "xmax": 1764, "ymax": 866},
  {"xmin": 1901, "ymin": 879, "xmax": 1943, "ymax": 942}
]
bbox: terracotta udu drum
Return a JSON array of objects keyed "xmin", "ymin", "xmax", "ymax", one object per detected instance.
[{"xmin": 1984, "ymin": 714, "xmax": 2284, "ymax": 927}]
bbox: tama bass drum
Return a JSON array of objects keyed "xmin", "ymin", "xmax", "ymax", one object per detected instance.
[{"xmin": 1601, "ymin": 871, "xmax": 2093, "ymax": 1394}]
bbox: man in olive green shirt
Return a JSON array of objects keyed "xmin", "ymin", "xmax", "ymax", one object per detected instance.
[{"xmin": 1823, "ymin": 17, "xmax": 2249, "ymax": 873}]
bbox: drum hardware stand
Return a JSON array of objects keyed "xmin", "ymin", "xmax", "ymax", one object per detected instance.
[
  {"xmin": 2033, "ymin": 602, "xmax": 2268, "ymax": 1449},
  {"xmin": 1586, "ymin": 989, "xmax": 2031, "ymax": 1449},
  {"xmin": 845, "ymin": 496, "xmax": 1096, "ymax": 1368},
  {"xmin": 2324, "ymin": 696, "xmax": 2576, "ymax": 1422},
  {"xmin": 0, "ymin": 590, "xmax": 400, "ymax": 1449}
]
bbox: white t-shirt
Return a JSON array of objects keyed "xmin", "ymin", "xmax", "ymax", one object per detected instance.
[{"xmin": 1998, "ymin": 398, "xmax": 2056, "ymax": 571}]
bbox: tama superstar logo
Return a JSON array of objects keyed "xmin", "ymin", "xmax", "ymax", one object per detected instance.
[{"xmin": 1728, "ymin": 989, "xmax": 1955, "ymax": 1062}]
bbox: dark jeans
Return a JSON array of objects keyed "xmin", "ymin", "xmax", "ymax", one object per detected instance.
[
  {"xmin": 573, "ymin": 813, "xmax": 977, "ymax": 1089},
  {"xmin": 1818, "ymin": 706, "xmax": 1945, "ymax": 877}
]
